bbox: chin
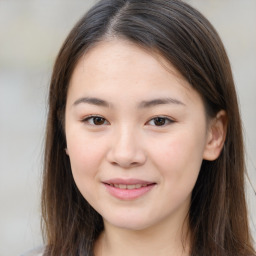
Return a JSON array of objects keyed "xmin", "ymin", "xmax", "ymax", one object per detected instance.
[
  {"xmin": 110, "ymin": 220, "xmax": 151, "ymax": 231},
  {"xmin": 102, "ymin": 212, "xmax": 155, "ymax": 231}
]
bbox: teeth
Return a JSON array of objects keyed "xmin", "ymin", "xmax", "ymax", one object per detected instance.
[
  {"xmin": 110, "ymin": 184, "xmax": 148, "ymax": 189},
  {"xmin": 135, "ymin": 184, "xmax": 142, "ymax": 189},
  {"xmin": 127, "ymin": 184, "xmax": 136, "ymax": 190}
]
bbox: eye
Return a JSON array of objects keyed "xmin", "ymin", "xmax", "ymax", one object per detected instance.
[
  {"xmin": 147, "ymin": 116, "xmax": 174, "ymax": 127},
  {"xmin": 82, "ymin": 115, "xmax": 109, "ymax": 126}
]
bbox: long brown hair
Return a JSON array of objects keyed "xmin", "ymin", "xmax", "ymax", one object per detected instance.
[{"xmin": 42, "ymin": 0, "xmax": 255, "ymax": 255}]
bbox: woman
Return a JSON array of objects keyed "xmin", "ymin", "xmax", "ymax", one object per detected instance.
[{"xmin": 39, "ymin": 0, "xmax": 256, "ymax": 255}]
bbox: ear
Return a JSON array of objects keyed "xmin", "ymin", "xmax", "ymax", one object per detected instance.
[{"xmin": 203, "ymin": 110, "xmax": 227, "ymax": 161}]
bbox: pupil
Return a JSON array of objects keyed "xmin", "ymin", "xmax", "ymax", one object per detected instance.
[
  {"xmin": 94, "ymin": 117, "xmax": 104, "ymax": 125},
  {"xmin": 154, "ymin": 117, "xmax": 165, "ymax": 126}
]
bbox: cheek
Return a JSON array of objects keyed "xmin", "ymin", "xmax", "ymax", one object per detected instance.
[
  {"xmin": 66, "ymin": 135, "xmax": 106, "ymax": 202},
  {"xmin": 151, "ymin": 129, "xmax": 205, "ymax": 185},
  {"xmin": 67, "ymin": 134, "xmax": 104, "ymax": 178}
]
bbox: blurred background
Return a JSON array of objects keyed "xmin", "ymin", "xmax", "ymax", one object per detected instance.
[{"xmin": 0, "ymin": 0, "xmax": 255, "ymax": 255}]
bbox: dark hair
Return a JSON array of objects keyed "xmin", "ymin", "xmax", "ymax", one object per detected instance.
[{"xmin": 42, "ymin": 0, "xmax": 256, "ymax": 255}]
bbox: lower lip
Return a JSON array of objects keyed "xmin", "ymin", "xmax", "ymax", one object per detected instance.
[{"xmin": 104, "ymin": 184, "xmax": 155, "ymax": 200}]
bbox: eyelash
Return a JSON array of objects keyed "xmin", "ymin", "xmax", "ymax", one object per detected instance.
[
  {"xmin": 146, "ymin": 116, "xmax": 174, "ymax": 127},
  {"xmin": 81, "ymin": 115, "xmax": 174, "ymax": 127},
  {"xmin": 82, "ymin": 115, "xmax": 110, "ymax": 126}
]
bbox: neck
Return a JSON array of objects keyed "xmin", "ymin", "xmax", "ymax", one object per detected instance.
[{"xmin": 94, "ymin": 217, "xmax": 190, "ymax": 256}]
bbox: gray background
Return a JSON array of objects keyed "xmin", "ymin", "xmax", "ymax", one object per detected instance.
[{"xmin": 0, "ymin": 1, "xmax": 255, "ymax": 255}]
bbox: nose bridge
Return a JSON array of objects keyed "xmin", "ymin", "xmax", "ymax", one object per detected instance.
[
  {"xmin": 108, "ymin": 123, "xmax": 146, "ymax": 168},
  {"xmin": 117, "ymin": 124, "xmax": 137, "ymax": 152}
]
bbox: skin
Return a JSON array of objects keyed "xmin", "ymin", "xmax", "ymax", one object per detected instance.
[{"xmin": 65, "ymin": 39, "xmax": 226, "ymax": 256}]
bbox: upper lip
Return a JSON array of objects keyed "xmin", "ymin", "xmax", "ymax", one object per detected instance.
[{"xmin": 103, "ymin": 178, "xmax": 155, "ymax": 185}]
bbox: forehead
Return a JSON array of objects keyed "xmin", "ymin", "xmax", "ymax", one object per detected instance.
[
  {"xmin": 72, "ymin": 40, "xmax": 186, "ymax": 79},
  {"xmin": 68, "ymin": 39, "xmax": 201, "ymax": 106}
]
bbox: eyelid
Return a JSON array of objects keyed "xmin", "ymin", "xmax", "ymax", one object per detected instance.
[
  {"xmin": 146, "ymin": 115, "xmax": 175, "ymax": 126},
  {"xmin": 81, "ymin": 115, "xmax": 110, "ymax": 125},
  {"xmin": 80, "ymin": 115, "xmax": 174, "ymax": 127}
]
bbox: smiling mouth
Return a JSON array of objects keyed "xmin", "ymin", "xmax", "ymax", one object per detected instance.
[
  {"xmin": 103, "ymin": 182, "xmax": 156, "ymax": 200},
  {"xmin": 106, "ymin": 183, "xmax": 152, "ymax": 189},
  {"xmin": 102, "ymin": 179, "xmax": 156, "ymax": 199}
]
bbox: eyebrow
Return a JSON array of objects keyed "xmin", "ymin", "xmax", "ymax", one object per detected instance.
[
  {"xmin": 73, "ymin": 97, "xmax": 111, "ymax": 107},
  {"xmin": 73, "ymin": 96, "xmax": 185, "ymax": 108},
  {"xmin": 138, "ymin": 97, "xmax": 185, "ymax": 108}
]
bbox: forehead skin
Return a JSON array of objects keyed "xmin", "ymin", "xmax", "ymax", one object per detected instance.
[{"xmin": 67, "ymin": 39, "xmax": 204, "ymax": 115}]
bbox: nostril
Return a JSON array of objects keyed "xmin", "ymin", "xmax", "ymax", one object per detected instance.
[
  {"xmin": 111, "ymin": 162, "xmax": 119, "ymax": 166},
  {"xmin": 110, "ymin": 159, "xmax": 143, "ymax": 169}
]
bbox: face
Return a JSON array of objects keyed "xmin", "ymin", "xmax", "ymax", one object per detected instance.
[{"xmin": 65, "ymin": 40, "xmax": 212, "ymax": 232}]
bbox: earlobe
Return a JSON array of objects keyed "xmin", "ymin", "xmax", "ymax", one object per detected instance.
[{"xmin": 203, "ymin": 110, "xmax": 227, "ymax": 161}]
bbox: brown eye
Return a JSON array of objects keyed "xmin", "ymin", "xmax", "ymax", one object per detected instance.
[
  {"xmin": 93, "ymin": 117, "xmax": 106, "ymax": 125},
  {"xmin": 153, "ymin": 117, "xmax": 166, "ymax": 126},
  {"xmin": 82, "ymin": 116, "xmax": 109, "ymax": 126},
  {"xmin": 147, "ymin": 116, "xmax": 174, "ymax": 127}
]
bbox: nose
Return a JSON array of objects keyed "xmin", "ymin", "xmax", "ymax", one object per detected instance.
[{"xmin": 106, "ymin": 126, "xmax": 147, "ymax": 168}]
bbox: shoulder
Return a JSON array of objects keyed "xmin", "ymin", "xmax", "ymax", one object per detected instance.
[{"xmin": 20, "ymin": 246, "xmax": 45, "ymax": 256}]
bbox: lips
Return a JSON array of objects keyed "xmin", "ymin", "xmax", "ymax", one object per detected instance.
[
  {"xmin": 108, "ymin": 183, "xmax": 149, "ymax": 189},
  {"xmin": 103, "ymin": 179, "xmax": 156, "ymax": 200}
]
